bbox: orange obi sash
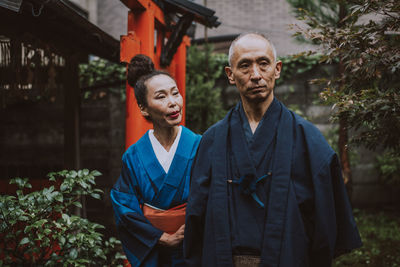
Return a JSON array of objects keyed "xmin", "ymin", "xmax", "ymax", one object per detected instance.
[{"xmin": 142, "ymin": 203, "xmax": 186, "ymax": 234}]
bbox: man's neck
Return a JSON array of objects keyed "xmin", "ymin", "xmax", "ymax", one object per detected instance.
[{"xmin": 241, "ymin": 96, "xmax": 274, "ymax": 133}]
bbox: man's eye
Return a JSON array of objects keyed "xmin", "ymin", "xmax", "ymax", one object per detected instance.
[
  {"xmin": 260, "ymin": 61, "xmax": 269, "ymax": 67},
  {"xmin": 239, "ymin": 63, "xmax": 249, "ymax": 69}
]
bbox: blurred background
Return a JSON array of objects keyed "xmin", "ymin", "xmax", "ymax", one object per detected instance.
[{"xmin": 1, "ymin": 0, "xmax": 399, "ymax": 266}]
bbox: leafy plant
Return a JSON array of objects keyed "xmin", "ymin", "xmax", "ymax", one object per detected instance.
[
  {"xmin": 376, "ymin": 149, "xmax": 400, "ymax": 186},
  {"xmin": 79, "ymin": 59, "xmax": 126, "ymax": 101},
  {"xmin": 0, "ymin": 170, "xmax": 126, "ymax": 267},
  {"xmin": 333, "ymin": 209, "xmax": 400, "ymax": 266},
  {"xmin": 291, "ymin": 0, "xmax": 400, "ymax": 154},
  {"xmin": 186, "ymin": 45, "xmax": 227, "ymax": 133},
  {"xmin": 276, "ymin": 53, "xmax": 324, "ymax": 86}
]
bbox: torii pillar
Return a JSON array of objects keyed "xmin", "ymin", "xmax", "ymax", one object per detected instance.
[{"xmin": 120, "ymin": 0, "xmax": 190, "ymax": 149}]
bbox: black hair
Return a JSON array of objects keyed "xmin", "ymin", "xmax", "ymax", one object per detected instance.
[{"xmin": 127, "ymin": 54, "xmax": 173, "ymax": 108}]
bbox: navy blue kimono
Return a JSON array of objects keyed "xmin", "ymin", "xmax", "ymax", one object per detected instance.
[
  {"xmin": 111, "ymin": 126, "xmax": 201, "ymax": 267},
  {"xmin": 184, "ymin": 99, "xmax": 362, "ymax": 267}
]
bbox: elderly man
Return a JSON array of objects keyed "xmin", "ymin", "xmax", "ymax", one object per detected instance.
[{"xmin": 184, "ymin": 33, "xmax": 362, "ymax": 267}]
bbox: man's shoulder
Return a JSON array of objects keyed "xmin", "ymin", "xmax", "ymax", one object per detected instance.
[
  {"xmin": 197, "ymin": 111, "xmax": 232, "ymax": 153},
  {"xmin": 292, "ymin": 112, "xmax": 319, "ymax": 132},
  {"xmin": 203, "ymin": 110, "xmax": 231, "ymax": 138},
  {"xmin": 290, "ymin": 111, "xmax": 335, "ymax": 156}
]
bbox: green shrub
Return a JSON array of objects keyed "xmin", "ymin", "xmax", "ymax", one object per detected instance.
[
  {"xmin": 186, "ymin": 45, "xmax": 227, "ymax": 133},
  {"xmin": 79, "ymin": 59, "xmax": 126, "ymax": 101},
  {"xmin": 376, "ymin": 150, "xmax": 400, "ymax": 186},
  {"xmin": 0, "ymin": 170, "xmax": 126, "ymax": 267},
  {"xmin": 334, "ymin": 209, "xmax": 400, "ymax": 267}
]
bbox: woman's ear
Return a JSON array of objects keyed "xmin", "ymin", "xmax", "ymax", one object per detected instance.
[{"xmin": 139, "ymin": 104, "xmax": 149, "ymax": 118}]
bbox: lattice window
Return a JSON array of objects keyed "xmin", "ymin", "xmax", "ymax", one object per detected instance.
[{"xmin": 0, "ymin": 34, "xmax": 65, "ymax": 108}]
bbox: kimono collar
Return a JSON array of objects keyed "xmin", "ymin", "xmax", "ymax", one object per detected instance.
[
  {"xmin": 135, "ymin": 126, "xmax": 200, "ymax": 209},
  {"xmin": 238, "ymin": 97, "xmax": 280, "ymax": 144}
]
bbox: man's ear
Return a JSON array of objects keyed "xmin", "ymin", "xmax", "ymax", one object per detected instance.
[
  {"xmin": 139, "ymin": 105, "xmax": 149, "ymax": 117},
  {"xmin": 225, "ymin": 66, "xmax": 236, "ymax": 85},
  {"xmin": 274, "ymin": 61, "xmax": 282, "ymax": 79}
]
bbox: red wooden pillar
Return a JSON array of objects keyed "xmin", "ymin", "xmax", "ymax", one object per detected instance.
[
  {"xmin": 170, "ymin": 36, "xmax": 190, "ymax": 125},
  {"xmin": 124, "ymin": 8, "xmax": 155, "ymax": 149}
]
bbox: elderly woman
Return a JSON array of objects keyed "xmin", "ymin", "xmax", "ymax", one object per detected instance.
[{"xmin": 111, "ymin": 55, "xmax": 200, "ymax": 267}]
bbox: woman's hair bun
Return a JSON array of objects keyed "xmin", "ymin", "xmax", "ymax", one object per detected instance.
[{"xmin": 127, "ymin": 54, "xmax": 155, "ymax": 87}]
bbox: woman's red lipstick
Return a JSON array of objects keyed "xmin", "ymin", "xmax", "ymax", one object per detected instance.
[{"xmin": 168, "ymin": 111, "xmax": 180, "ymax": 119}]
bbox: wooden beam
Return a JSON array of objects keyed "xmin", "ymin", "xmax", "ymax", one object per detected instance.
[
  {"xmin": 160, "ymin": 13, "xmax": 193, "ymax": 66},
  {"xmin": 121, "ymin": 0, "xmax": 165, "ymax": 25}
]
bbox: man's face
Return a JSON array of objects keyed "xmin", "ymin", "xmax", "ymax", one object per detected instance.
[{"xmin": 225, "ymin": 35, "xmax": 282, "ymax": 104}]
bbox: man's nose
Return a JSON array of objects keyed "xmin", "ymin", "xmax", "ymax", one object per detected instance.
[{"xmin": 250, "ymin": 65, "xmax": 261, "ymax": 80}]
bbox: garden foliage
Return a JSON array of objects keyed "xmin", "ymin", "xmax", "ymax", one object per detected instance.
[
  {"xmin": 79, "ymin": 59, "xmax": 126, "ymax": 101},
  {"xmin": 0, "ymin": 170, "xmax": 126, "ymax": 267},
  {"xmin": 290, "ymin": 0, "xmax": 400, "ymax": 184},
  {"xmin": 186, "ymin": 45, "xmax": 227, "ymax": 133},
  {"xmin": 333, "ymin": 209, "xmax": 400, "ymax": 266},
  {"xmin": 292, "ymin": 0, "xmax": 400, "ymax": 151}
]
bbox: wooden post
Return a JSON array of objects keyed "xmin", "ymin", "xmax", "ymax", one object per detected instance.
[
  {"xmin": 124, "ymin": 9, "xmax": 155, "ymax": 149},
  {"xmin": 172, "ymin": 36, "xmax": 190, "ymax": 125},
  {"xmin": 64, "ymin": 54, "xmax": 84, "ymax": 217},
  {"xmin": 64, "ymin": 54, "xmax": 80, "ymax": 171}
]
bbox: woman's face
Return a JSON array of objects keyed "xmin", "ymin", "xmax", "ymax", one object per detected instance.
[{"xmin": 141, "ymin": 74, "xmax": 183, "ymax": 128}]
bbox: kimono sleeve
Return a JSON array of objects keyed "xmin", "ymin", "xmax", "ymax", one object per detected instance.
[
  {"xmin": 184, "ymin": 129, "xmax": 214, "ymax": 267},
  {"xmin": 110, "ymin": 157, "xmax": 163, "ymax": 267},
  {"xmin": 310, "ymin": 154, "xmax": 362, "ymax": 266}
]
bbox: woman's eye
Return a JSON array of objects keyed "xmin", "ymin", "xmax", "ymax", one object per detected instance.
[
  {"xmin": 156, "ymin": 94, "xmax": 165, "ymax": 99},
  {"xmin": 173, "ymin": 91, "xmax": 179, "ymax": 95}
]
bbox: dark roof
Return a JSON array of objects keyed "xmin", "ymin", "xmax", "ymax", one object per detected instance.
[
  {"xmin": 163, "ymin": 0, "xmax": 220, "ymax": 28},
  {"xmin": 0, "ymin": 0, "xmax": 119, "ymax": 63},
  {"xmin": 0, "ymin": 0, "xmax": 23, "ymax": 12},
  {"xmin": 192, "ymin": 34, "xmax": 239, "ymax": 45}
]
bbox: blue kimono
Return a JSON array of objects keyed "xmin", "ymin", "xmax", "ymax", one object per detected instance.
[
  {"xmin": 184, "ymin": 99, "xmax": 362, "ymax": 267},
  {"xmin": 111, "ymin": 126, "xmax": 201, "ymax": 267}
]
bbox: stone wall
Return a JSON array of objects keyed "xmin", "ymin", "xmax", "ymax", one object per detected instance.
[{"xmin": 193, "ymin": 0, "xmax": 315, "ymax": 56}]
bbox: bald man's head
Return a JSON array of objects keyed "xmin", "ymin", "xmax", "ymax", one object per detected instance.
[{"xmin": 228, "ymin": 33, "xmax": 277, "ymax": 67}]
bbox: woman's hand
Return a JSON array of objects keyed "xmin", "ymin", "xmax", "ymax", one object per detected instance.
[{"xmin": 158, "ymin": 224, "xmax": 185, "ymax": 247}]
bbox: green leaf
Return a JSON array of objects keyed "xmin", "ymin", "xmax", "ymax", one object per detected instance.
[
  {"xmin": 69, "ymin": 248, "xmax": 78, "ymax": 259},
  {"xmin": 69, "ymin": 170, "xmax": 78, "ymax": 178},
  {"xmin": 19, "ymin": 237, "xmax": 30, "ymax": 246},
  {"xmin": 55, "ymin": 193, "xmax": 63, "ymax": 202},
  {"xmin": 73, "ymin": 201, "xmax": 83, "ymax": 208},
  {"xmin": 91, "ymin": 170, "xmax": 102, "ymax": 176},
  {"xmin": 91, "ymin": 193, "xmax": 101, "ymax": 200},
  {"xmin": 60, "ymin": 183, "xmax": 68, "ymax": 192}
]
